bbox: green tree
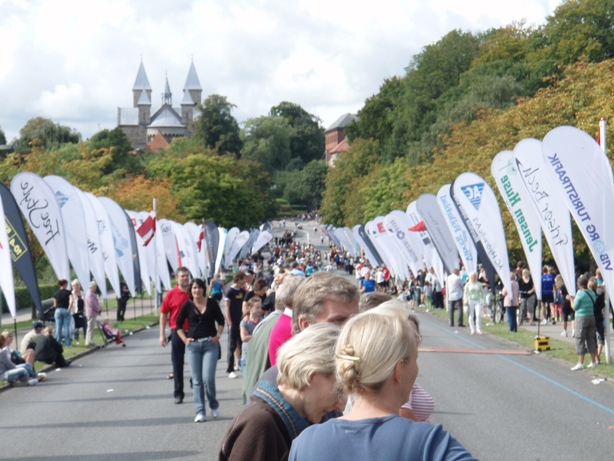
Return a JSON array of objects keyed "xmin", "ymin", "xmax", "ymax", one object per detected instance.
[
  {"xmin": 192, "ymin": 94, "xmax": 242, "ymax": 156},
  {"xmin": 240, "ymin": 116, "xmax": 293, "ymax": 174},
  {"xmin": 89, "ymin": 127, "xmax": 142, "ymax": 174},
  {"xmin": 12, "ymin": 117, "xmax": 80, "ymax": 154},
  {"xmin": 270, "ymin": 101, "xmax": 325, "ymax": 164},
  {"xmin": 534, "ymin": 0, "xmax": 614, "ymax": 64},
  {"xmin": 0, "ymin": 126, "xmax": 6, "ymax": 145}
]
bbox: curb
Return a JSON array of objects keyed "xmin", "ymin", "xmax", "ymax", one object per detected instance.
[{"xmin": 0, "ymin": 321, "xmax": 159, "ymax": 394}]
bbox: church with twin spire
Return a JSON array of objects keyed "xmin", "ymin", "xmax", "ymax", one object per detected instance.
[{"xmin": 117, "ymin": 61, "xmax": 202, "ymax": 150}]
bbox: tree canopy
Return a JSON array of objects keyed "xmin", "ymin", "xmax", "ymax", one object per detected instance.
[
  {"xmin": 12, "ymin": 117, "xmax": 81, "ymax": 154},
  {"xmin": 192, "ymin": 94, "xmax": 242, "ymax": 156}
]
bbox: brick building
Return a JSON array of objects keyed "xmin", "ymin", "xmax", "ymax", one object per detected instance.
[{"xmin": 324, "ymin": 113, "xmax": 357, "ymax": 166}]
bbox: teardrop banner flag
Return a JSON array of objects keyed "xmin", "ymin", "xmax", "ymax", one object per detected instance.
[
  {"xmin": 407, "ymin": 201, "xmax": 443, "ymax": 283},
  {"xmin": 173, "ymin": 221, "xmax": 199, "ymax": 279},
  {"xmin": 215, "ymin": 228, "xmax": 227, "ymax": 275},
  {"xmin": 513, "ymin": 138, "xmax": 576, "ymax": 296},
  {"xmin": 98, "ymin": 197, "xmax": 136, "ymax": 297},
  {"xmin": 491, "ymin": 150, "xmax": 543, "ymax": 298},
  {"xmin": 204, "ymin": 221, "xmax": 219, "ymax": 278},
  {"xmin": 367, "ymin": 218, "xmax": 410, "ymax": 280},
  {"xmin": 84, "ymin": 192, "xmax": 120, "ymax": 297},
  {"xmin": 0, "ymin": 182, "xmax": 43, "ymax": 319},
  {"xmin": 326, "ymin": 225, "xmax": 344, "ymax": 250},
  {"xmin": 127, "ymin": 211, "xmax": 151, "ymax": 295},
  {"xmin": 333, "ymin": 228, "xmax": 353, "ymax": 256},
  {"xmin": 44, "ymin": 175, "xmax": 91, "ymax": 291},
  {"xmin": 453, "ymin": 172, "xmax": 512, "ymax": 295},
  {"xmin": 542, "ymin": 126, "xmax": 614, "ymax": 302},
  {"xmin": 340, "ymin": 227, "xmax": 358, "ymax": 257},
  {"xmin": 125, "ymin": 209, "xmax": 142, "ymax": 295},
  {"xmin": 252, "ymin": 230, "xmax": 272, "ymax": 254},
  {"xmin": 355, "ymin": 224, "xmax": 383, "ymax": 266},
  {"xmin": 437, "ymin": 184, "xmax": 478, "ymax": 273},
  {"xmin": 10, "ymin": 172, "xmax": 69, "ymax": 281},
  {"xmin": 223, "ymin": 227, "xmax": 240, "ymax": 269},
  {"xmin": 416, "ymin": 193, "xmax": 459, "ymax": 274},
  {"xmin": 383, "ymin": 210, "xmax": 422, "ymax": 276},
  {"xmin": 153, "ymin": 217, "xmax": 171, "ymax": 290},
  {"xmin": 185, "ymin": 222, "xmax": 206, "ymax": 278},
  {"xmin": 159, "ymin": 219, "xmax": 179, "ymax": 273},
  {"xmin": 0, "ymin": 198, "xmax": 16, "ymax": 319},
  {"xmin": 352, "ymin": 224, "xmax": 376, "ymax": 264},
  {"xmin": 73, "ymin": 186, "xmax": 107, "ymax": 298},
  {"xmin": 239, "ymin": 229, "xmax": 259, "ymax": 261}
]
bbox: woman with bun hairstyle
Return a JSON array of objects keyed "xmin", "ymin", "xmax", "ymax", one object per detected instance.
[{"xmin": 289, "ymin": 300, "xmax": 474, "ymax": 461}]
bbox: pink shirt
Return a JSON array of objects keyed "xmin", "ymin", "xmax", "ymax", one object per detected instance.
[
  {"xmin": 268, "ymin": 308, "xmax": 293, "ymax": 366},
  {"xmin": 402, "ymin": 382, "xmax": 435, "ymax": 423}
]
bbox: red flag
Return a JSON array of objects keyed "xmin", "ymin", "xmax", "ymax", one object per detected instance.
[
  {"xmin": 137, "ymin": 211, "xmax": 156, "ymax": 246},
  {"xmin": 408, "ymin": 221, "xmax": 427, "ymax": 232},
  {"xmin": 376, "ymin": 222, "xmax": 386, "ymax": 233},
  {"xmin": 197, "ymin": 220, "xmax": 205, "ymax": 251}
]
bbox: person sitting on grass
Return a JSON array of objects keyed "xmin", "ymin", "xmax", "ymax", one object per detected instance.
[
  {"xmin": 0, "ymin": 334, "xmax": 45, "ymax": 385},
  {"xmin": 35, "ymin": 326, "xmax": 70, "ymax": 368}
]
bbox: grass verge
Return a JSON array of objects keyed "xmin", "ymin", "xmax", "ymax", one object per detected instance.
[{"xmin": 421, "ymin": 306, "xmax": 614, "ymax": 380}]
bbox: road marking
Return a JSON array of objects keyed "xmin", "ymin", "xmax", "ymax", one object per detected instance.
[
  {"xmin": 419, "ymin": 347, "xmax": 531, "ymax": 355},
  {"xmin": 421, "ymin": 316, "xmax": 614, "ymax": 417}
]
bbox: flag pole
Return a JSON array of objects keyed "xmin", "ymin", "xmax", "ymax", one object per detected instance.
[
  {"xmin": 153, "ymin": 197, "xmax": 159, "ymax": 311},
  {"xmin": 599, "ymin": 117, "xmax": 611, "ymax": 365}
]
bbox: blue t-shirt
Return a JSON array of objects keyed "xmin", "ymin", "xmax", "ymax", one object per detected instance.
[
  {"xmin": 361, "ymin": 279, "xmax": 376, "ymax": 293},
  {"xmin": 289, "ymin": 415, "xmax": 475, "ymax": 461},
  {"xmin": 542, "ymin": 274, "xmax": 555, "ymax": 295}
]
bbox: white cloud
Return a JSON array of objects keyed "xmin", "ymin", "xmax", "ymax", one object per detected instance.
[{"xmin": 0, "ymin": 0, "xmax": 564, "ymax": 142}]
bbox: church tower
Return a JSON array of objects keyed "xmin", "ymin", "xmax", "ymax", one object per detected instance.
[
  {"xmin": 181, "ymin": 61, "xmax": 202, "ymax": 126},
  {"xmin": 132, "ymin": 61, "xmax": 152, "ymax": 107}
]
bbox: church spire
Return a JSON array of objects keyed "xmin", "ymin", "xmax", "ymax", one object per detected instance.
[
  {"xmin": 133, "ymin": 60, "xmax": 151, "ymax": 90},
  {"xmin": 183, "ymin": 61, "xmax": 202, "ymax": 90},
  {"xmin": 162, "ymin": 74, "xmax": 172, "ymax": 105}
]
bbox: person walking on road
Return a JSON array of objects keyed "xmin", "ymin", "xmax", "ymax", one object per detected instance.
[
  {"xmin": 176, "ymin": 278, "xmax": 225, "ymax": 422},
  {"xmin": 463, "ymin": 272, "xmax": 486, "ymax": 335},
  {"xmin": 85, "ymin": 281, "xmax": 102, "ymax": 347},
  {"xmin": 224, "ymin": 270, "xmax": 247, "ymax": 379},
  {"xmin": 447, "ymin": 268, "xmax": 464, "ymax": 327},
  {"xmin": 53, "ymin": 279, "xmax": 73, "ymax": 347},
  {"xmin": 159, "ymin": 267, "xmax": 191, "ymax": 404},
  {"xmin": 569, "ymin": 275, "xmax": 598, "ymax": 371}
]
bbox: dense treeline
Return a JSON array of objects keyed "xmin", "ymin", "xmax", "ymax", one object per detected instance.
[{"xmin": 322, "ymin": 0, "xmax": 614, "ymax": 264}]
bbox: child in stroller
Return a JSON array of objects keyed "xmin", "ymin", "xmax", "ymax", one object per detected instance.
[{"xmin": 100, "ymin": 319, "xmax": 126, "ymax": 347}]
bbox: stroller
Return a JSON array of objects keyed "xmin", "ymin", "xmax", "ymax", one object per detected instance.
[{"xmin": 97, "ymin": 320, "xmax": 126, "ymax": 347}]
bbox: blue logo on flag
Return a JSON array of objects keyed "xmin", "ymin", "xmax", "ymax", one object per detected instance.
[
  {"xmin": 460, "ymin": 183, "xmax": 485, "ymax": 211},
  {"xmin": 55, "ymin": 191, "xmax": 68, "ymax": 208},
  {"xmin": 396, "ymin": 231, "xmax": 404, "ymax": 240}
]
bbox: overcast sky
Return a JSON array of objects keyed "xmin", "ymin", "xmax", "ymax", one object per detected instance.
[{"xmin": 0, "ymin": 0, "xmax": 563, "ymax": 143}]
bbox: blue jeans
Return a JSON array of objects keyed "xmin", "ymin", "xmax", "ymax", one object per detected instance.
[
  {"xmin": 5, "ymin": 364, "xmax": 36, "ymax": 383},
  {"xmin": 186, "ymin": 339, "xmax": 219, "ymax": 416},
  {"xmin": 239, "ymin": 357, "xmax": 246, "ymax": 375},
  {"xmin": 506, "ymin": 307, "xmax": 518, "ymax": 332},
  {"xmin": 55, "ymin": 307, "xmax": 72, "ymax": 346}
]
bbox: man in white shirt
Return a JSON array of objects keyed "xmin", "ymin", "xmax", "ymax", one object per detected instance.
[{"xmin": 447, "ymin": 268, "xmax": 465, "ymax": 327}]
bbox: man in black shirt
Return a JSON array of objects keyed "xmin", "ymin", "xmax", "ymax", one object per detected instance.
[{"xmin": 224, "ymin": 271, "xmax": 247, "ymax": 378}]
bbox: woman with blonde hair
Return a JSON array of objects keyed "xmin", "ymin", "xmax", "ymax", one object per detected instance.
[
  {"xmin": 219, "ymin": 323, "xmax": 342, "ymax": 461},
  {"xmin": 289, "ymin": 301, "xmax": 474, "ymax": 461}
]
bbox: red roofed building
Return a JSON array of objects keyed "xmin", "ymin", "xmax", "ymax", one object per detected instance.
[
  {"xmin": 324, "ymin": 113, "xmax": 357, "ymax": 166},
  {"xmin": 147, "ymin": 130, "xmax": 170, "ymax": 151}
]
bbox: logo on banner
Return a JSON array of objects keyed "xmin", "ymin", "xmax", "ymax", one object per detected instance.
[
  {"xmin": 396, "ymin": 230, "xmax": 404, "ymax": 240},
  {"xmin": 460, "ymin": 183, "xmax": 485, "ymax": 210},
  {"xmin": 376, "ymin": 222, "xmax": 386, "ymax": 233},
  {"xmin": 5, "ymin": 219, "xmax": 28, "ymax": 262},
  {"xmin": 55, "ymin": 191, "xmax": 68, "ymax": 208}
]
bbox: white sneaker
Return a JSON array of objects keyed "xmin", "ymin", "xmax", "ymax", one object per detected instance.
[
  {"xmin": 587, "ymin": 362, "xmax": 598, "ymax": 369},
  {"xmin": 572, "ymin": 329, "xmax": 575, "ymax": 338},
  {"xmin": 194, "ymin": 413, "xmax": 206, "ymax": 423},
  {"xmin": 571, "ymin": 363, "xmax": 584, "ymax": 371},
  {"xmin": 561, "ymin": 330, "xmax": 567, "ymax": 337},
  {"xmin": 233, "ymin": 365, "xmax": 240, "ymax": 372},
  {"xmin": 212, "ymin": 409, "xmax": 219, "ymax": 418},
  {"xmin": 541, "ymin": 319, "xmax": 548, "ymax": 325},
  {"xmin": 228, "ymin": 372, "xmax": 237, "ymax": 379},
  {"xmin": 27, "ymin": 379, "xmax": 38, "ymax": 386}
]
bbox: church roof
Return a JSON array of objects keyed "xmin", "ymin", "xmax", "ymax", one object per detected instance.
[
  {"xmin": 118, "ymin": 107, "xmax": 139, "ymax": 126},
  {"xmin": 133, "ymin": 61, "xmax": 152, "ymax": 91},
  {"xmin": 148, "ymin": 105, "xmax": 184, "ymax": 128},
  {"xmin": 328, "ymin": 137, "xmax": 350, "ymax": 154},
  {"xmin": 183, "ymin": 61, "xmax": 202, "ymax": 90},
  {"xmin": 137, "ymin": 86, "xmax": 151, "ymax": 105},
  {"xmin": 181, "ymin": 90, "xmax": 195, "ymax": 105},
  {"xmin": 326, "ymin": 113, "xmax": 358, "ymax": 131},
  {"xmin": 148, "ymin": 131, "xmax": 170, "ymax": 151}
]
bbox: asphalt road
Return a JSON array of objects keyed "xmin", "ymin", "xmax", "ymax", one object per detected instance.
[{"xmin": 2, "ymin": 219, "xmax": 613, "ymax": 460}]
